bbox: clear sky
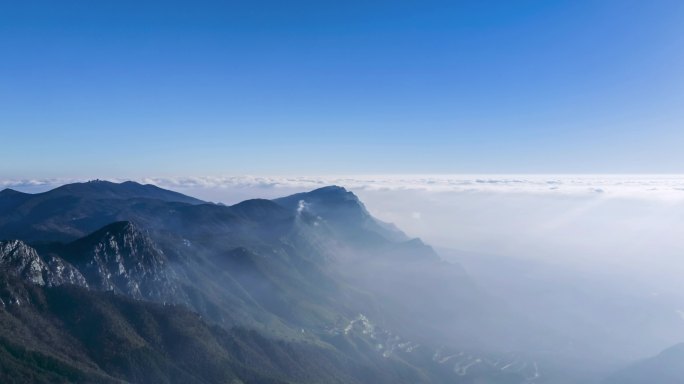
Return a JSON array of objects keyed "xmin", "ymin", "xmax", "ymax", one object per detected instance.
[{"xmin": 1, "ymin": 0, "xmax": 683, "ymax": 178}]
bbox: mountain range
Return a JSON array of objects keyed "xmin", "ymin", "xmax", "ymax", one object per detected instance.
[{"xmin": 0, "ymin": 180, "xmax": 667, "ymax": 383}]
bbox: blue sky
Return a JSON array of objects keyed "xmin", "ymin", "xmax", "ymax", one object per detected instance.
[{"xmin": 1, "ymin": 0, "xmax": 683, "ymax": 178}]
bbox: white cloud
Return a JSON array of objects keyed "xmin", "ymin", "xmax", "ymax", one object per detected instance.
[
  {"xmin": 132, "ymin": 174, "xmax": 684, "ymax": 202},
  {"xmin": 4, "ymin": 175, "xmax": 684, "ymax": 202}
]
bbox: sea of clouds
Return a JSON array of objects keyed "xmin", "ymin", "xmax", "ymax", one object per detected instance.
[{"xmin": 5, "ymin": 174, "xmax": 684, "ymax": 201}]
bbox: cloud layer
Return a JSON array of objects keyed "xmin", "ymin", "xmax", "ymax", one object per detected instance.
[{"xmin": 4, "ymin": 175, "xmax": 684, "ymax": 202}]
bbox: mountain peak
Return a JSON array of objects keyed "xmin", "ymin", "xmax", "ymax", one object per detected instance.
[
  {"xmin": 273, "ymin": 185, "xmax": 362, "ymax": 211},
  {"xmin": 0, "ymin": 239, "xmax": 87, "ymax": 287},
  {"xmin": 64, "ymin": 221, "xmax": 178, "ymax": 300},
  {"xmin": 0, "ymin": 239, "xmax": 33, "ymax": 255},
  {"xmin": 311, "ymin": 185, "xmax": 348, "ymax": 193},
  {"xmin": 45, "ymin": 180, "xmax": 205, "ymax": 204},
  {"xmin": 100, "ymin": 220, "xmax": 136, "ymax": 233},
  {"xmin": 273, "ymin": 186, "xmax": 408, "ymax": 243},
  {"xmin": 274, "ymin": 185, "xmax": 361, "ymax": 210},
  {"xmin": 308, "ymin": 185, "xmax": 357, "ymax": 199},
  {"xmin": 71, "ymin": 220, "xmax": 147, "ymax": 249},
  {"xmin": 0, "ymin": 188, "xmax": 24, "ymax": 196},
  {"xmin": 86, "ymin": 178, "xmax": 115, "ymax": 184}
]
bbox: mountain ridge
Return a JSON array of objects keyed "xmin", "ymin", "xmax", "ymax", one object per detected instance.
[
  {"xmin": 15, "ymin": 180, "xmax": 205, "ymax": 204},
  {"xmin": 0, "ymin": 180, "xmax": 547, "ymax": 384}
]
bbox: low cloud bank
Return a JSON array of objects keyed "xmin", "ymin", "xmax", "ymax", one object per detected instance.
[{"xmin": 4, "ymin": 174, "xmax": 684, "ymax": 201}]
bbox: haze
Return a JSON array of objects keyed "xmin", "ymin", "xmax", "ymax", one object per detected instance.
[{"xmin": 3, "ymin": 0, "xmax": 684, "ymax": 382}]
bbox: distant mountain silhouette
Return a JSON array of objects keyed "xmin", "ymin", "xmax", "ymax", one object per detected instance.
[
  {"xmin": 606, "ymin": 344, "xmax": 684, "ymax": 384},
  {"xmin": 0, "ymin": 180, "xmax": 203, "ymax": 242}
]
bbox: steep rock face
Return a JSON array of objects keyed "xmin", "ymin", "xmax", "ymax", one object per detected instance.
[
  {"xmin": 62, "ymin": 221, "xmax": 182, "ymax": 302},
  {"xmin": 43, "ymin": 254, "xmax": 90, "ymax": 287},
  {"xmin": 0, "ymin": 240, "xmax": 86, "ymax": 288},
  {"xmin": 0, "ymin": 240, "xmax": 45, "ymax": 286}
]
